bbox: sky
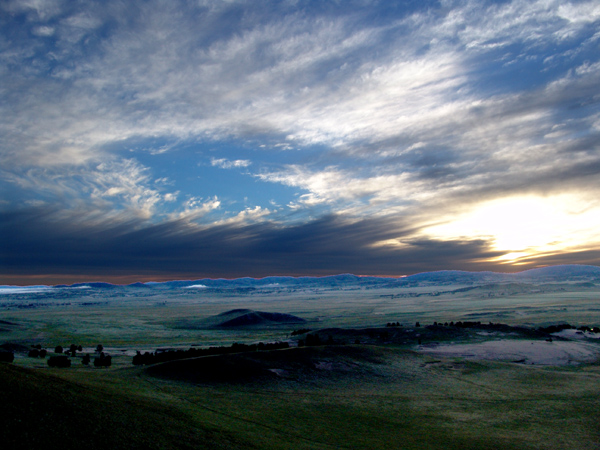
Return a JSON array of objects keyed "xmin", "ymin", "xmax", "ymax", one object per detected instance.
[{"xmin": 1, "ymin": 0, "xmax": 600, "ymax": 284}]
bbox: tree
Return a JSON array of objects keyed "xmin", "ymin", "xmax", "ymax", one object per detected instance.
[
  {"xmin": 0, "ymin": 351, "xmax": 14, "ymax": 363},
  {"xmin": 82, "ymin": 354, "xmax": 91, "ymax": 365},
  {"xmin": 94, "ymin": 352, "xmax": 112, "ymax": 367},
  {"xmin": 54, "ymin": 345, "xmax": 63, "ymax": 354},
  {"xmin": 305, "ymin": 334, "xmax": 322, "ymax": 346},
  {"xmin": 96, "ymin": 344, "xmax": 103, "ymax": 353},
  {"xmin": 48, "ymin": 355, "xmax": 71, "ymax": 368}
]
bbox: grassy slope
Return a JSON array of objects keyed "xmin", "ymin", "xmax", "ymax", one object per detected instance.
[
  {"xmin": 0, "ymin": 362, "xmax": 252, "ymax": 450},
  {"xmin": 2, "ymin": 345, "xmax": 600, "ymax": 450},
  {"xmin": 143, "ymin": 346, "xmax": 600, "ymax": 450}
]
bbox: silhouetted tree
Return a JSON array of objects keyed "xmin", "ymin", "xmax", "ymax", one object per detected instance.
[
  {"xmin": 96, "ymin": 344, "xmax": 103, "ymax": 353},
  {"xmin": 415, "ymin": 322, "xmax": 421, "ymax": 327},
  {"xmin": 132, "ymin": 351, "xmax": 143, "ymax": 365},
  {"xmin": 48, "ymin": 355, "xmax": 71, "ymax": 368},
  {"xmin": 305, "ymin": 334, "xmax": 322, "ymax": 346},
  {"xmin": 54, "ymin": 345, "xmax": 63, "ymax": 354},
  {"xmin": 82, "ymin": 354, "xmax": 91, "ymax": 365},
  {"xmin": 94, "ymin": 352, "xmax": 112, "ymax": 367},
  {"xmin": 0, "ymin": 351, "xmax": 14, "ymax": 363}
]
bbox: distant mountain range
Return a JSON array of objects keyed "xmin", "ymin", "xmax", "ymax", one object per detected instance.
[
  {"xmin": 57, "ymin": 264, "xmax": 600, "ymax": 290},
  {"xmin": 2, "ymin": 265, "xmax": 598, "ymax": 293}
]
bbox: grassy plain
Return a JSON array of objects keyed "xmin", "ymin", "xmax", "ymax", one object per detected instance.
[{"xmin": 1, "ymin": 281, "xmax": 600, "ymax": 449}]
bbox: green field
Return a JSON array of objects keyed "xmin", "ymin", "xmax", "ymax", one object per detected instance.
[{"xmin": 1, "ymin": 281, "xmax": 600, "ymax": 449}]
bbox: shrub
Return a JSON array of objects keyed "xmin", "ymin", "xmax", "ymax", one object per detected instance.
[{"xmin": 48, "ymin": 356, "xmax": 71, "ymax": 368}]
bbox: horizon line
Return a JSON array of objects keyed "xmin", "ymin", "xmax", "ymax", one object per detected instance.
[{"xmin": 2, "ymin": 264, "xmax": 598, "ymax": 287}]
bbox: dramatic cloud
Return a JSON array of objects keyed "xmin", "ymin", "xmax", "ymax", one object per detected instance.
[{"xmin": 1, "ymin": 0, "xmax": 599, "ymax": 283}]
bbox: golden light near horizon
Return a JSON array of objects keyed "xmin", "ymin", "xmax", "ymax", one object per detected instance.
[{"xmin": 422, "ymin": 194, "xmax": 600, "ymax": 263}]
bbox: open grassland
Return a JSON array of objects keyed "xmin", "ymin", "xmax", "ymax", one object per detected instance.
[
  {"xmin": 2, "ymin": 281, "xmax": 600, "ymax": 448},
  {"xmin": 3, "ymin": 283, "xmax": 600, "ymax": 350}
]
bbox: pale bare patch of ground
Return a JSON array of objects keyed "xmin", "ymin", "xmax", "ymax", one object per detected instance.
[{"xmin": 418, "ymin": 339, "xmax": 600, "ymax": 365}]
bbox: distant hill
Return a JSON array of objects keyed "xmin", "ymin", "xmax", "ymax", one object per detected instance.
[
  {"xmin": 177, "ymin": 309, "xmax": 307, "ymax": 330},
  {"xmin": 216, "ymin": 309, "xmax": 307, "ymax": 328},
  {"xmin": 511, "ymin": 265, "xmax": 600, "ymax": 280}
]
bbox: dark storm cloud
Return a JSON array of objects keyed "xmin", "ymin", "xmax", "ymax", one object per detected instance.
[{"xmin": 1, "ymin": 206, "xmax": 506, "ymax": 282}]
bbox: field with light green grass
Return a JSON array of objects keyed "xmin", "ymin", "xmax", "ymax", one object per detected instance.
[{"xmin": 2, "ymin": 274, "xmax": 600, "ymax": 449}]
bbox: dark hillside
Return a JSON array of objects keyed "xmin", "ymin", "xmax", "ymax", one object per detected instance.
[
  {"xmin": 0, "ymin": 364, "xmax": 250, "ymax": 450},
  {"xmin": 146, "ymin": 345, "xmax": 387, "ymax": 385},
  {"xmin": 177, "ymin": 309, "xmax": 307, "ymax": 329},
  {"xmin": 217, "ymin": 310, "xmax": 306, "ymax": 327}
]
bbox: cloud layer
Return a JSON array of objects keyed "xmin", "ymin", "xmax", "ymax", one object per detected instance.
[{"xmin": 1, "ymin": 0, "xmax": 599, "ymax": 282}]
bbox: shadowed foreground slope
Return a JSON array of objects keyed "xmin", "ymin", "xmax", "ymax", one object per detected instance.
[
  {"xmin": 0, "ymin": 363, "xmax": 250, "ymax": 450},
  {"xmin": 3, "ymin": 342, "xmax": 600, "ymax": 450}
]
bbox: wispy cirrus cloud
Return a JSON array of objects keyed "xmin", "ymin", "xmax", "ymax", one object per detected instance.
[{"xmin": 211, "ymin": 158, "xmax": 252, "ymax": 169}]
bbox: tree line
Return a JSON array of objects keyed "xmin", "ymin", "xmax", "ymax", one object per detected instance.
[{"xmin": 132, "ymin": 341, "xmax": 290, "ymax": 366}]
